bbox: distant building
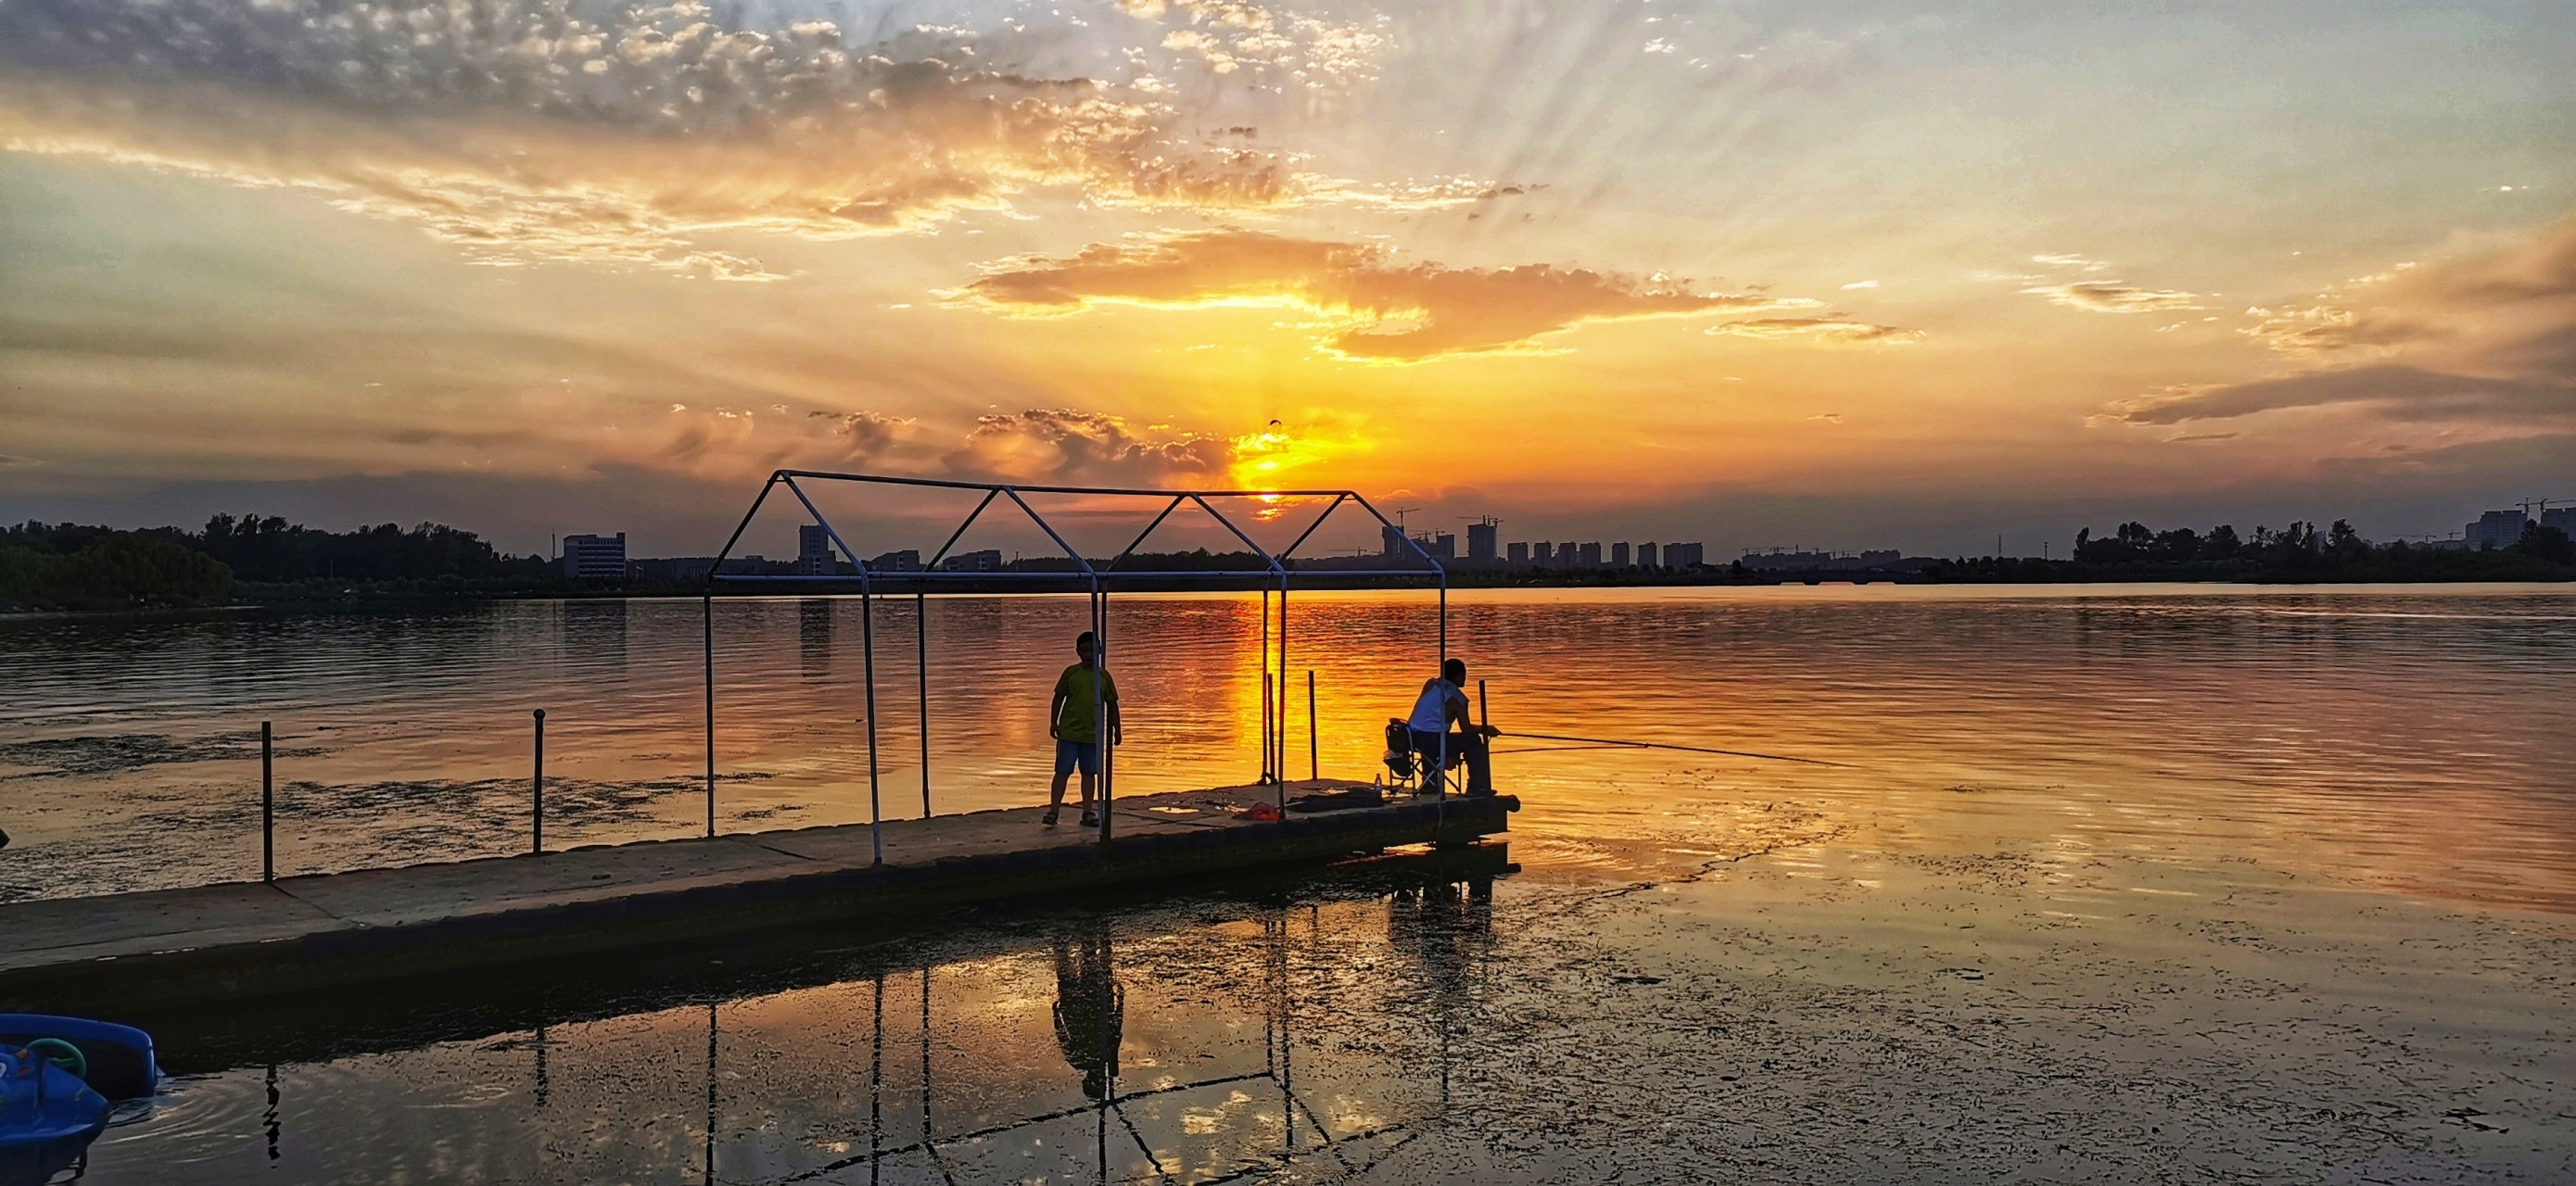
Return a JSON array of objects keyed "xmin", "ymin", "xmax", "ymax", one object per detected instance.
[
  {"xmin": 2467, "ymin": 510, "xmax": 2530, "ymax": 549},
  {"xmin": 1381, "ymin": 524, "xmax": 1408, "ymax": 558},
  {"xmin": 1663, "ymin": 542, "xmax": 1705, "ymax": 568},
  {"xmin": 1426, "ymin": 532, "xmax": 1457, "ymax": 562},
  {"xmin": 1508, "ymin": 541, "xmax": 1529, "ymax": 565},
  {"xmin": 1577, "ymin": 541, "xmax": 1602, "ymax": 567},
  {"xmin": 562, "ymin": 532, "xmax": 627, "ymax": 580},
  {"xmin": 794, "ymin": 524, "xmax": 838, "ymax": 576},
  {"xmin": 1533, "ymin": 541, "xmax": 1554, "ymax": 565},
  {"xmin": 632, "ymin": 556, "xmax": 715, "ymax": 584},
  {"xmin": 941, "ymin": 549, "xmax": 1003, "ymax": 573},
  {"xmin": 1612, "ymin": 542, "xmax": 1630, "ymax": 567},
  {"xmin": 1637, "ymin": 541, "xmax": 1658, "ymax": 569},
  {"xmin": 1467, "ymin": 518, "xmax": 1500, "ymax": 562},
  {"xmin": 869, "ymin": 549, "xmax": 921, "ymax": 573},
  {"xmin": 2543, "ymin": 507, "xmax": 2576, "ymax": 537}
]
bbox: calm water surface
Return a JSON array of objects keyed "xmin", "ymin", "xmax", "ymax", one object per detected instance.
[{"xmin": 3, "ymin": 586, "xmax": 2571, "ymax": 1182}]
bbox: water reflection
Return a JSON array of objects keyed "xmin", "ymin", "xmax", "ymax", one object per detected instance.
[
  {"xmin": 798, "ymin": 598, "xmax": 832, "ymax": 679},
  {"xmin": 4, "ymin": 587, "xmax": 2572, "ymax": 909},
  {"xmin": 1051, "ymin": 930, "xmax": 1123, "ymax": 1102},
  {"xmin": 85, "ymin": 852, "xmax": 1505, "ymax": 1184}
]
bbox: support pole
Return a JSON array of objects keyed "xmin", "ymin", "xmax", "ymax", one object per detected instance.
[
  {"xmin": 531, "ymin": 709, "xmax": 546, "ymax": 855},
  {"xmin": 260, "ymin": 720, "xmax": 273, "ymax": 882},
  {"xmin": 1307, "ymin": 671, "xmax": 1318, "ymax": 782},
  {"xmin": 1097, "ymin": 582, "xmax": 1113, "ymax": 845},
  {"xmin": 1277, "ymin": 581, "xmax": 1289, "ymax": 796},
  {"xmin": 862, "ymin": 587, "xmax": 883, "ymax": 866},
  {"xmin": 703, "ymin": 593, "xmax": 716, "ymax": 839},
  {"xmin": 917, "ymin": 590, "xmax": 930, "ymax": 820},
  {"xmin": 1259, "ymin": 587, "xmax": 1273, "ymax": 783}
]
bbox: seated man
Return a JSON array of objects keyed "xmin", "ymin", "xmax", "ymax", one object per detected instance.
[{"xmin": 1406, "ymin": 657, "xmax": 1497, "ymax": 796}]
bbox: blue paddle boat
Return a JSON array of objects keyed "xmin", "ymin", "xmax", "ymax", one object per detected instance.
[{"xmin": 0, "ymin": 1016, "xmax": 159, "ymax": 1185}]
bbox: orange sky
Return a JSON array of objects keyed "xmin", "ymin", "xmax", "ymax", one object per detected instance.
[{"xmin": 2, "ymin": 1, "xmax": 2570, "ymax": 558}]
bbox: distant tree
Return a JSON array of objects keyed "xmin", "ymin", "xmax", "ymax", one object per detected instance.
[
  {"xmin": 0, "ymin": 524, "xmax": 234, "ymax": 609},
  {"xmin": 2203, "ymin": 524, "xmax": 2241, "ymax": 561},
  {"xmin": 2519, "ymin": 522, "xmax": 2576, "ymax": 564}
]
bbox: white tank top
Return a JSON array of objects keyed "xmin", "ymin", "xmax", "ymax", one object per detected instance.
[{"xmin": 1407, "ymin": 678, "xmax": 1460, "ymax": 732}]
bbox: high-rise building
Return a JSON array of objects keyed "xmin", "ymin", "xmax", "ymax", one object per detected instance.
[
  {"xmin": 1533, "ymin": 541, "xmax": 1554, "ymax": 565},
  {"xmin": 1612, "ymin": 541, "xmax": 1630, "ymax": 567},
  {"xmin": 1637, "ymin": 541, "xmax": 1658, "ymax": 569},
  {"xmin": 1382, "ymin": 524, "xmax": 1409, "ymax": 557},
  {"xmin": 561, "ymin": 532, "xmax": 627, "ymax": 580},
  {"xmin": 1663, "ymin": 541, "xmax": 1704, "ymax": 568},
  {"xmin": 1430, "ymin": 532, "xmax": 1457, "ymax": 561},
  {"xmin": 795, "ymin": 524, "xmax": 837, "ymax": 576},
  {"xmin": 2467, "ymin": 510, "xmax": 2529, "ymax": 549},
  {"xmin": 1466, "ymin": 517, "xmax": 1500, "ymax": 562},
  {"xmin": 1578, "ymin": 541, "xmax": 1603, "ymax": 567},
  {"xmin": 1508, "ymin": 542, "xmax": 1529, "ymax": 565},
  {"xmin": 2543, "ymin": 507, "xmax": 2576, "ymax": 536}
]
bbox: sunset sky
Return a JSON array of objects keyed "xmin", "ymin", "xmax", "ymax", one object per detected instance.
[{"xmin": 4, "ymin": 0, "xmax": 2570, "ymax": 560}]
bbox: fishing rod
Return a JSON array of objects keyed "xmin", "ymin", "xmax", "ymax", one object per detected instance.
[{"xmin": 1494, "ymin": 730, "xmax": 1855, "ymax": 768}]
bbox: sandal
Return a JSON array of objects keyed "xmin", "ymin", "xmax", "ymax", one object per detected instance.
[
  {"xmin": 1041, "ymin": 808, "xmax": 1060, "ymax": 826},
  {"xmin": 1078, "ymin": 811, "xmax": 1099, "ymax": 827}
]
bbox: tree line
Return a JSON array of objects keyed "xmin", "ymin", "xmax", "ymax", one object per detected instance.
[
  {"xmin": 1, "ymin": 515, "xmax": 550, "ymax": 610},
  {"xmin": 1928, "ymin": 517, "xmax": 2574, "ymax": 583}
]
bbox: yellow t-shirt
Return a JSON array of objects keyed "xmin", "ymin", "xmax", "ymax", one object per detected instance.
[{"xmin": 1052, "ymin": 664, "xmax": 1118, "ymax": 742}]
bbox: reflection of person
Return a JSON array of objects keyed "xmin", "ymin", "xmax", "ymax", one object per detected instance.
[
  {"xmin": 1406, "ymin": 658, "xmax": 1497, "ymax": 795},
  {"xmin": 1046, "ymin": 631, "xmax": 1122, "ymax": 827},
  {"xmin": 1051, "ymin": 932, "xmax": 1124, "ymax": 1100}
]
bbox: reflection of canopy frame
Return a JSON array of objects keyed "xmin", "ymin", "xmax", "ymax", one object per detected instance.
[{"xmin": 701, "ymin": 470, "xmax": 1450, "ymax": 859}]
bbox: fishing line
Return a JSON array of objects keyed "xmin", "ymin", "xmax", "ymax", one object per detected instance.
[{"xmin": 1497, "ymin": 730, "xmax": 1855, "ymax": 768}]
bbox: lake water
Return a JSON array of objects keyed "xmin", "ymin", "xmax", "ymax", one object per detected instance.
[{"xmin": 4, "ymin": 586, "xmax": 2573, "ymax": 1181}]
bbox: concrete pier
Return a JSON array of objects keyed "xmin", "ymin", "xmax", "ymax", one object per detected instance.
[{"xmin": 0, "ymin": 783, "xmax": 1515, "ymax": 1013}]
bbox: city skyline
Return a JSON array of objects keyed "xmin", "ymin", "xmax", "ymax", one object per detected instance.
[{"xmin": 4, "ymin": 2, "xmax": 2571, "ymax": 558}]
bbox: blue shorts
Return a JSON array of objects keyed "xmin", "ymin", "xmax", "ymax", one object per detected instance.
[{"xmin": 1055, "ymin": 738, "xmax": 1102, "ymax": 776}]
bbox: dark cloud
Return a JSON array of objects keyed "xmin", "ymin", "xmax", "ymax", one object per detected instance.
[
  {"xmin": 2022, "ymin": 280, "xmax": 2201, "ymax": 313},
  {"xmin": 2120, "ymin": 215, "xmax": 2576, "ymax": 425},
  {"xmin": 807, "ymin": 410, "xmax": 907, "ymax": 462},
  {"xmin": 1704, "ymin": 316, "xmax": 1921, "ymax": 345},
  {"xmin": 944, "ymin": 409, "xmax": 1234, "ymax": 483},
  {"xmin": 957, "ymin": 229, "xmax": 1803, "ymax": 360}
]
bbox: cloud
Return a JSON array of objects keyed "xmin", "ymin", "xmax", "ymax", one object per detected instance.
[
  {"xmin": 807, "ymin": 410, "xmax": 909, "ymax": 462},
  {"xmin": 955, "ymin": 229, "xmax": 1804, "ymax": 360},
  {"xmin": 0, "ymin": 454, "xmax": 42, "ymax": 467},
  {"xmin": 0, "ymin": 1, "xmax": 1362, "ymax": 278},
  {"xmin": 2117, "ymin": 214, "xmax": 2576, "ymax": 425},
  {"xmin": 1704, "ymin": 317, "xmax": 1922, "ymax": 345},
  {"xmin": 2164, "ymin": 432, "xmax": 2238, "ymax": 443},
  {"xmin": 944, "ymin": 409, "xmax": 1235, "ymax": 483},
  {"xmin": 2030, "ymin": 254, "xmax": 2112, "ymax": 272},
  {"xmin": 2021, "ymin": 281, "xmax": 2202, "ymax": 313}
]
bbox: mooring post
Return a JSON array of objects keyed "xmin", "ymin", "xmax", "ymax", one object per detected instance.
[
  {"xmin": 531, "ymin": 708, "xmax": 546, "ymax": 855},
  {"xmin": 1308, "ymin": 670, "xmax": 1319, "ymax": 782},
  {"xmin": 260, "ymin": 720, "xmax": 273, "ymax": 882}
]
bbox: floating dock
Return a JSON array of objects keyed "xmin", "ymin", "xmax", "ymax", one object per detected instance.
[{"xmin": 0, "ymin": 784, "xmax": 1514, "ymax": 1013}]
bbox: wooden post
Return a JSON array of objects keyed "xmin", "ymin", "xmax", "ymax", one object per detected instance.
[
  {"xmin": 260, "ymin": 720, "xmax": 273, "ymax": 882},
  {"xmin": 531, "ymin": 709, "xmax": 546, "ymax": 855},
  {"xmin": 1307, "ymin": 670, "xmax": 1318, "ymax": 782}
]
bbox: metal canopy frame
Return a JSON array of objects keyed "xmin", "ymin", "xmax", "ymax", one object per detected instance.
[{"xmin": 699, "ymin": 470, "xmax": 1451, "ymax": 858}]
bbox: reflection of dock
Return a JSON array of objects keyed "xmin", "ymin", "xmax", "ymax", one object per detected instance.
[{"xmin": 0, "ymin": 786, "xmax": 1514, "ymax": 1013}]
